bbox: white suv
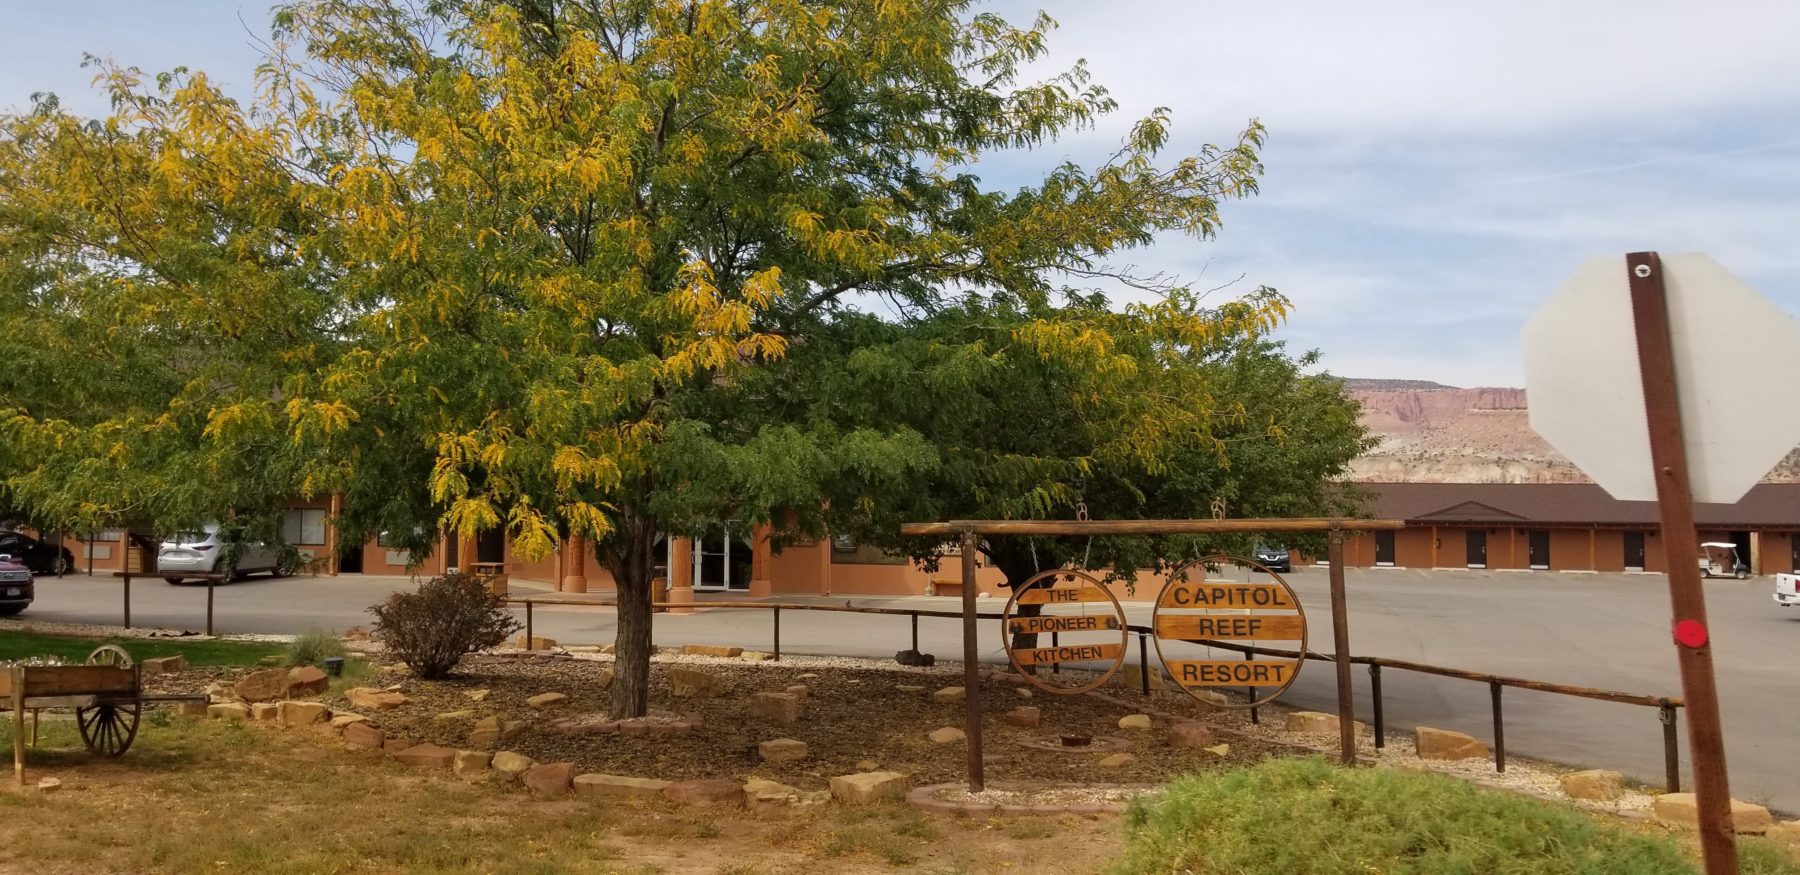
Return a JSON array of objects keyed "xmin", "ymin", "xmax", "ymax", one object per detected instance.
[{"xmin": 158, "ymin": 524, "xmax": 290, "ymax": 584}]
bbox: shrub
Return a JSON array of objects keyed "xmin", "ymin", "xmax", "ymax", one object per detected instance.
[
  {"xmin": 283, "ymin": 628, "xmax": 347, "ymax": 667},
  {"xmin": 1111, "ymin": 758, "xmax": 1705, "ymax": 875},
  {"xmin": 368, "ymin": 571, "xmax": 520, "ymax": 679}
]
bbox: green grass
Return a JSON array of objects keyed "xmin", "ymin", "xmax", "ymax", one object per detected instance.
[
  {"xmin": 1110, "ymin": 757, "xmax": 1800, "ymax": 875},
  {"xmin": 0, "ymin": 631, "xmax": 285, "ymax": 667}
]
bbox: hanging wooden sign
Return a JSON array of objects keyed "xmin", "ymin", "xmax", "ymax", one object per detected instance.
[
  {"xmin": 1151, "ymin": 556, "xmax": 1307, "ymax": 709},
  {"xmin": 1000, "ymin": 569, "xmax": 1128, "ymax": 695}
]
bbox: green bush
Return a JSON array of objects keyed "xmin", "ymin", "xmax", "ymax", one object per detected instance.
[
  {"xmin": 368, "ymin": 571, "xmax": 519, "ymax": 679},
  {"xmin": 1109, "ymin": 758, "xmax": 1773, "ymax": 875},
  {"xmin": 283, "ymin": 628, "xmax": 347, "ymax": 667}
]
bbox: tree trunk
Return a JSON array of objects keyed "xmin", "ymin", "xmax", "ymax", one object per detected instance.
[{"xmin": 603, "ymin": 516, "xmax": 658, "ymax": 720}]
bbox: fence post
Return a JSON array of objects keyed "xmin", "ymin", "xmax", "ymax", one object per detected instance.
[
  {"xmin": 910, "ymin": 612, "xmax": 918, "ymax": 654},
  {"xmin": 1368, "ymin": 663, "xmax": 1385, "ymax": 749},
  {"xmin": 1661, "ymin": 702, "xmax": 1681, "ymax": 792},
  {"xmin": 1245, "ymin": 650, "xmax": 1259, "ymax": 725},
  {"xmin": 1138, "ymin": 633, "xmax": 1151, "ymax": 696},
  {"xmin": 1050, "ymin": 631, "xmax": 1059, "ymax": 675},
  {"xmin": 525, "ymin": 599, "xmax": 534, "ymax": 649},
  {"xmin": 773, "ymin": 605, "xmax": 781, "ymax": 661},
  {"xmin": 206, "ymin": 576, "xmax": 215, "ymax": 636},
  {"xmin": 1491, "ymin": 679, "xmax": 1506, "ymax": 773},
  {"xmin": 123, "ymin": 571, "xmax": 132, "ymax": 630}
]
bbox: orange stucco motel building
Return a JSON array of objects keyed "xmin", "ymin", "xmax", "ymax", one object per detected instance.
[{"xmin": 44, "ymin": 481, "xmax": 1800, "ymax": 600}]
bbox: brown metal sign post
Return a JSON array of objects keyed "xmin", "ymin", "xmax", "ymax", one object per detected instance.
[
  {"xmin": 1626, "ymin": 251, "xmax": 1736, "ymax": 874},
  {"xmin": 959, "ymin": 531, "xmax": 983, "ymax": 792},
  {"xmin": 1327, "ymin": 530, "xmax": 1356, "ymax": 765}
]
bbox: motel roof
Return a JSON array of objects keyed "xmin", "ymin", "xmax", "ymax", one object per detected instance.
[{"xmin": 1358, "ymin": 482, "xmax": 1800, "ymax": 529}]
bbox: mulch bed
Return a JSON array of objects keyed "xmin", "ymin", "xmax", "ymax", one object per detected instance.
[{"xmin": 281, "ymin": 652, "xmax": 1302, "ymax": 790}]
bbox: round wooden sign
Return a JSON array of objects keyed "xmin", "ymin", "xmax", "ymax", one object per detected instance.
[
  {"xmin": 1000, "ymin": 569, "xmax": 1129, "ymax": 695},
  {"xmin": 1151, "ymin": 556, "xmax": 1307, "ymax": 709}
]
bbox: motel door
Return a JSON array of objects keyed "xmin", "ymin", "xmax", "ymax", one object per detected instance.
[
  {"xmin": 1624, "ymin": 532, "xmax": 1647, "ymax": 571},
  {"xmin": 1374, "ymin": 530, "xmax": 1396, "ymax": 566},
  {"xmin": 1465, "ymin": 530, "xmax": 1487, "ymax": 568},
  {"xmin": 1528, "ymin": 531, "xmax": 1550, "ymax": 569},
  {"xmin": 692, "ymin": 525, "xmax": 751, "ymax": 592}
]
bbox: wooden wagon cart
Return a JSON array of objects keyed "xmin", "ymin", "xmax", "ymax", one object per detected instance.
[{"xmin": 5, "ymin": 645, "xmax": 207, "ymax": 785}]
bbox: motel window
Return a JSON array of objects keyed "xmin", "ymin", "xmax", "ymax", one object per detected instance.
[
  {"xmin": 281, "ymin": 508, "xmax": 329, "ymax": 546},
  {"xmin": 93, "ymin": 528, "xmax": 123, "ymax": 542}
]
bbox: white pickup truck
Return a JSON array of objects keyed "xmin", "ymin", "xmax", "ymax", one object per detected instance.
[{"xmin": 1777, "ymin": 573, "xmax": 1800, "ymax": 609}]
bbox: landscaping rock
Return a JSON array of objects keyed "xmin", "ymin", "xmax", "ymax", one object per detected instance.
[
  {"xmin": 1415, "ymin": 726, "xmax": 1490, "ymax": 761},
  {"xmin": 35, "ymin": 777, "xmax": 62, "ymax": 792},
  {"xmin": 664, "ymin": 778, "xmax": 743, "ymax": 807},
  {"xmin": 1285, "ymin": 711, "xmax": 1344, "ymax": 735},
  {"xmin": 1204, "ymin": 743, "xmax": 1231, "ymax": 757},
  {"xmin": 932, "ymin": 686, "xmax": 965, "ymax": 703},
  {"xmin": 895, "ymin": 685, "xmax": 925, "ymax": 693},
  {"xmin": 1652, "ymin": 793, "xmax": 1773, "ymax": 834},
  {"xmin": 176, "ymin": 701, "xmax": 210, "ymax": 718},
  {"xmin": 855, "ymin": 759, "xmax": 880, "ymax": 772},
  {"xmin": 1015, "ymin": 687, "xmax": 1033, "ymax": 699},
  {"xmin": 1560, "ymin": 769, "xmax": 1625, "ymax": 802},
  {"xmin": 745, "ymin": 692, "xmax": 799, "ymax": 723},
  {"xmin": 1118, "ymin": 714, "xmax": 1153, "ymax": 731},
  {"xmin": 434, "ymin": 709, "xmax": 476, "ymax": 721},
  {"xmin": 233, "ymin": 668, "xmax": 291, "ymax": 703},
  {"xmin": 526, "ymin": 692, "xmax": 568, "ymax": 709},
  {"xmin": 251, "ymin": 703, "xmax": 280, "ymax": 721},
  {"xmin": 682, "ymin": 644, "xmax": 743, "ymax": 658},
  {"xmin": 492, "ymin": 751, "xmax": 535, "ymax": 778},
  {"xmin": 286, "ymin": 666, "xmax": 330, "ymax": 697},
  {"xmin": 573, "ymin": 773, "xmax": 670, "ymax": 800},
  {"xmin": 383, "ymin": 736, "xmax": 418, "ymax": 754},
  {"xmin": 759, "ymin": 738, "xmax": 808, "ymax": 763},
  {"xmin": 597, "ymin": 668, "xmax": 615, "ymax": 689},
  {"xmin": 928, "ymin": 727, "xmax": 966, "ymax": 744},
  {"xmin": 207, "ymin": 702, "xmax": 251, "ymax": 722},
  {"xmin": 1004, "ymin": 707, "xmax": 1041, "ymax": 727},
  {"xmin": 141, "ymin": 655, "xmax": 188, "ymax": 676},
  {"xmin": 345, "ymin": 687, "xmax": 409, "ymax": 711},
  {"xmin": 522, "ymin": 762, "xmax": 577, "ymax": 797},
  {"xmin": 328, "ymin": 713, "xmax": 368, "ymax": 729},
  {"xmin": 1768, "ymin": 821, "xmax": 1800, "ymax": 848},
  {"xmin": 784, "ymin": 684, "xmax": 808, "ymax": 699},
  {"xmin": 515, "ymin": 635, "xmax": 558, "ymax": 650},
  {"xmin": 744, "ymin": 778, "xmax": 804, "ymax": 812},
  {"xmin": 468, "ymin": 715, "xmax": 528, "ymax": 747},
  {"xmin": 740, "ymin": 651, "xmax": 775, "ymax": 661},
  {"xmin": 343, "ymin": 721, "xmax": 384, "ymax": 748},
  {"xmin": 829, "ymin": 772, "xmax": 909, "ymax": 805},
  {"xmin": 393, "ymin": 743, "xmax": 457, "ymax": 768},
  {"xmin": 453, "ymin": 750, "xmax": 492, "ymax": 779},
  {"xmin": 797, "ymin": 672, "xmax": 818, "ymax": 680},
  {"xmin": 895, "ymin": 649, "xmax": 935, "ymax": 667},
  {"xmin": 466, "ymin": 689, "xmax": 491, "ymax": 702},
  {"xmin": 669, "ymin": 667, "xmax": 728, "ymax": 698},
  {"xmin": 1097, "ymin": 753, "xmax": 1138, "ymax": 768},
  {"xmin": 1167, "ymin": 723, "xmax": 1215, "ymax": 749},
  {"xmin": 1191, "ymin": 689, "xmax": 1230, "ymax": 707},
  {"xmin": 1117, "ymin": 664, "xmax": 1165, "ymax": 691},
  {"xmin": 278, "ymin": 701, "xmax": 330, "ymax": 726}
]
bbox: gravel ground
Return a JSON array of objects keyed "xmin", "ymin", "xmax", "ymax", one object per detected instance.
[
  {"xmin": 943, "ymin": 785, "xmax": 1149, "ymax": 806},
  {"xmin": 7, "ymin": 617, "xmax": 297, "ymax": 644}
]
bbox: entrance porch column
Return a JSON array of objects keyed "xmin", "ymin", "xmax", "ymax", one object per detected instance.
[
  {"xmin": 666, "ymin": 536, "xmax": 695, "ymax": 615},
  {"xmin": 561, "ymin": 535, "xmax": 589, "ymax": 593},
  {"xmin": 749, "ymin": 523, "xmax": 774, "ymax": 597}
]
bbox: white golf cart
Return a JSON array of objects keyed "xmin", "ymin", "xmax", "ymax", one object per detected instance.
[{"xmin": 1698, "ymin": 542, "xmax": 1750, "ymax": 579}]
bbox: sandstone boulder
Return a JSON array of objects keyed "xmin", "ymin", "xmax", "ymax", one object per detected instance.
[
  {"xmin": 278, "ymin": 701, "xmax": 330, "ymax": 726},
  {"xmin": 286, "ymin": 666, "xmax": 330, "ymax": 697},
  {"xmin": 466, "ymin": 689, "xmax": 491, "ymax": 702},
  {"xmin": 345, "ymin": 687, "xmax": 409, "ymax": 711},
  {"xmin": 526, "ymin": 692, "xmax": 568, "ymax": 709},
  {"xmin": 207, "ymin": 702, "xmax": 251, "ymax": 722},
  {"xmin": 1285, "ymin": 711, "xmax": 1343, "ymax": 735},
  {"xmin": 1168, "ymin": 723, "xmax": 1215, "ymax": 749},
  {"xmin": 1652, "ymin": 793, "xmax": 1773, "ymax": 834},
  {"xmin": 932, "ymin": 687, "xmax": 966, "ymax": 703},
  {"xmin": 682, "ymin": 644, "xmax": 743, "ymax": 658},
  {"xmin": 573, "ymin": 773, "xmax": 670, "ymax": 800},
  {"xmin": 664, "ymin": 778, "xmax": 743, "ymax": 807},
  {"xmin": 759, "ymin": 738, "xmax": 808, "ymax": 763},
  {"xmin": 784, "ymin": 684, "xmax": 808, "ymax": 699},
  {"xmin": 740, "ymin": 651, "xmax": 775, "ymax": 661},
  {"xmin": 928, "ymin": 727, "xmax": 966, "ymax": 744},
  {"xmin": 233, "ymin": 668, "xmax": 292, "ymax": 703},
  {"xmin": 393, "ymin": 743, "xmax": 457, "ymax": 768},
  {"xmin": 746, "ymin": 692, "xmax": 799, "ymax": 723},
  {"xmin": 1004, "ymin": 707, "xmax": 1041, "ymax": 728},
  {"xmin": 515, "ymin": 635, "xmax": 558, "ymax": 650},
  {"xmin": 829, "ymin": 771, "xmax": 909, "ymax": 805},
  {"xmin": 1767, "ymin": 821, "xmax": 1800, "ymax": 848},
  {"xmin": 1118, "ymin": 714, "xmax": 1153, "ymax": 731},
  {"xmin": 469, "ymin": 715, "xmax": 528, "ymax": 747},
  {"xmin": 453, "ymin": 750, "xmax": 492, "ymax": 779},
  {"xmin": 522, "ymin": 762, "xmax": 577, "ymax": 797},
  {"xmin": 492, "ymin": 751, "xmax": 536, "ymax": 778},
  {"xmin": 1414, "ymin": 726, "xmax": 1490, "ymax": 761},
  {"xmin": 1097, "ymin": 753, "xmax": 1138, "ymax": 768},
  {"xmin": 1204, "ymin": 743, "xmax": 1231, "ymax": 757},
  {"xmin": 328, "ymin": 713, "xmax": 368, "ymax": 729},
  {"xmin": 141, "ymin": 655, "xmax": 188, "ymax": 676},
  {"xmin": 343, "ymin": 721, "xmax": 384, "ymax": 748},
  {"xmin": 669, "ymin": 667, "xmax": 727, "ymax": 698},
  {"xmin": 251, "ymin": 703, "xmax": 280, "ymax": 721},
  {"xmin": 1117, "ymin": 664, "xmax": 1165, "ymax": 691},
  {"xmin": 434, "ymin": 710, "xmax": 476, "ymax": 721},
  {"xmin": 1560, "ymin": 769, "xmax": 1625, "ymax": 802},
  {"xmin": 744, "ymin": 778, "xmax": 805, "ymax": 812}
]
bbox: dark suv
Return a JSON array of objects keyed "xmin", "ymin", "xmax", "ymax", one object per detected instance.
[
  {"xmin": 1254, "ymin": 545, "xmax": 1292, "ymax": 573},
  {"xmin": 0, "ymin": 556, "xmax": 33, "ymax": 616},
  {"xmin": 0, "ymin": 531, "xmax": 75, "ymax": 575}
]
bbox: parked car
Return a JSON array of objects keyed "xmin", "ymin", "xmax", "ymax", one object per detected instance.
[
  {"xmin": 158, "ymin": 524, "xmax": 292, "ymax": 584},
  {"xmin": 0, "ymin": 531, "xmax": 76, "ymax": 575},
  {"xmin": 1255, "ymin": 545, "xmax": 1292, "ymax": 573},
  {"xmin": 0, "ymin": 555, "xmax": 33, "ymax": 616},
  {"xmin": 1775, "ymin": 573, "xmax": 1799, "ymax": 609}
]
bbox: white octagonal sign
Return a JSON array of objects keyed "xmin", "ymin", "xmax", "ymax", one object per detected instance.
[{"xmin": 1524, "ymin": 253, "xmax": 1800, "ymax": 504}]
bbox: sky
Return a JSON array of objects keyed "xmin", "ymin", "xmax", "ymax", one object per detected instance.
[{"xmin": 3, "ymin": 1, "xmax": 1798, "ymax": 387}]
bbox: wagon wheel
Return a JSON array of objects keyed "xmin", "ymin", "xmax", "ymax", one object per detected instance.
[
  {"xmin": 76, "ymin": 701, "xmax": 141, "ymax": 757},
  {"xmin": 86, "ymin": 644, "xmax": 134, "ymax": 667}
]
